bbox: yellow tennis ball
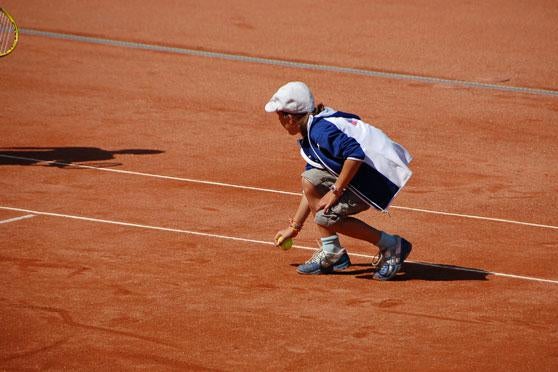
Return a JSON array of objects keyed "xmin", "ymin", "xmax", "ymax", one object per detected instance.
[{"xmin": 279, "ymin": 237, "xmax": 293, "ymax": 251}]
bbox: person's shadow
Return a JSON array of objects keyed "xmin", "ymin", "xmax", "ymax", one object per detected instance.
[
  {"xmin": 0, "ymin": 147, "xmax": 164, "ymax": 168},
  {"xmin": 352, "ymin": 262, "xmax": 489, "ymax": 281}
]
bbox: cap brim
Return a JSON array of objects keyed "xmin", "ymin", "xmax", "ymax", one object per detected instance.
[{"xmin": 264, "ymin": 101, "xmax": 279, "ymax": 113}]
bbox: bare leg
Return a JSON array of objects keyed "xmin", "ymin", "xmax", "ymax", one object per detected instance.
[
  {"xmin": 332, "ymin": 217, "xmax": 381, "ymax": 245},
  {"xmin": 301, "ymin": 178, "xmax": 337, "ymax": 238},
  {"xmin": 302, "ymin": 178, "xmax": 382, "ymax": 245}
]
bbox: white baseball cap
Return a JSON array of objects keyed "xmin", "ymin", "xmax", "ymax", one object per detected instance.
[{"xmin": 264, "ymin": 81, "xmax": 315, "ymax": 114}]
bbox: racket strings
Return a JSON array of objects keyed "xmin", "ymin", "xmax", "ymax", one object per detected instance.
[{"xmin": 0, "ymin": 11, "xmax": 17, "ymax": 54}]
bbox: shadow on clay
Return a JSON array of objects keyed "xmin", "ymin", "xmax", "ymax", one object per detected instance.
[
  {"xmin": 290, "ymin": 261, "xmax": 489, "ymax": 281},
  {"xmin": 0, "ymin": 147, "xmax": 164, "ymax": 168}
]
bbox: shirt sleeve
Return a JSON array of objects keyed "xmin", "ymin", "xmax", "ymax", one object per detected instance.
[{"xmin": 314, "ymin": 121, "xmax": 365, "ymax": 161}]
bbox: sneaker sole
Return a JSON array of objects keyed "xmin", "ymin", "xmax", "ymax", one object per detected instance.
[
  {"xmin": 296, "ymin": 264, "xmax": 336, "ymax": 275},
  {"xmin": 296, "ymin": 267, "xmax": 322, "ymax": 275}
]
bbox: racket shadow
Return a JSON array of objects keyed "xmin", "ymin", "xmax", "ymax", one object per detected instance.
[{"xmin": 0, "ymin": 147, "xmax": 164, "ymax": 168}]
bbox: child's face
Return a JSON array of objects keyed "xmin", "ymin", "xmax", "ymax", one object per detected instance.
[{"xmin": 277, "ymin": 112, "xmax": 301, "ymax": 136}]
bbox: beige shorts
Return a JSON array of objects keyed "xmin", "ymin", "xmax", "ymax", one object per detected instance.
[{"xmin": 302, "ymin": 168, "xmax": 370, "ymax": 226}]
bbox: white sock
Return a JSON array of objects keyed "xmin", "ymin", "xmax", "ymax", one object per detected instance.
[{"xmin": 321, "ymin": 235, "xmax": 342, "ymax": 254}]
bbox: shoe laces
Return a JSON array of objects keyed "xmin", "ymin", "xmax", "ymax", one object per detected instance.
[{"xmin": 305, "ymin": 249, "xmax": 327, "ymax": 264}]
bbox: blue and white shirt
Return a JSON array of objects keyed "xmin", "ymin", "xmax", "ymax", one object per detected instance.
[{"xmin": 299, "ymin": 107, "xmax": 413, "ymax": 211}]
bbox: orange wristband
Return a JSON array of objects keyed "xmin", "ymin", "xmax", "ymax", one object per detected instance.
[{"xmin": 289, "ymin": 218, "xmax": 303, "ymax": 232}]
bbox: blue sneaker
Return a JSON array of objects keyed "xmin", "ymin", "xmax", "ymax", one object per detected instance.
[
  {"xmin": 333, "ymin": 250, "xmax": 351, "ymax": 271},
  {"xmin": 400, "ymin": 238, "xmax": 412, "ymax": 263},
  {"xmin": 373, "ymin": 236, "xmax": 412, "ymax": 281},
  {"xmin": 296, "ymin": 249, "xmax": 351, "ymax": 275},
  {"xmin": 305, "ymin": 249, "xmax": 351, "ymax": 271}
]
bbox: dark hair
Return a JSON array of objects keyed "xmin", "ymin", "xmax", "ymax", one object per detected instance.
[{"xmin": 312, "ymin": 103, "xmax": 325, "ymax": 115}]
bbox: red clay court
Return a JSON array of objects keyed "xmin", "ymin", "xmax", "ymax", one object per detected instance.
[{"xmin": 1, "ymin": 1, "xmax": 557, "ymax": 370}]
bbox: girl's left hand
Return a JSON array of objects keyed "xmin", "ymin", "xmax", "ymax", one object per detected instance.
[{"xmin": 317, "ymin": 191, "xmax": 340, "ymax": 214}]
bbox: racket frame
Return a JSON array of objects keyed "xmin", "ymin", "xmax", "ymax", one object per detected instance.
[{"xmin": 0, "ymin": 7, "xmax": 19, "ymax": 57}]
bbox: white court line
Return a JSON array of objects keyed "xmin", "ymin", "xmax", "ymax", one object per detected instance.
[
  {"xmin": 0, "ymin": 205, "xmax": 557, "ymax": 285},
  {"xmin": 1, "ymin": 154, "xmax": 557, "ymax": 231},
  {"xmin": 391, "ymin": 205, "xmax": 558, "ymax": 230},
  {"xmin": 0, "ymin": 214, "xmax": 36, "ymax": 224}
]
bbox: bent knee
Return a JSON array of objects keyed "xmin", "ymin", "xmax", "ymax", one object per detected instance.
[
  {"xmin": 301, "ymin": 176, "xmax": 319, "ymax": 194},
  {"xmin": 302, "ymin": 179, "xmax": 326, "ymax": 213}
]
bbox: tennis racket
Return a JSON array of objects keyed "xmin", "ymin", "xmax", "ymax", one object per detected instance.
[{"xmin": 0, "ymin": 8, "xmax": 19, "ymax": 57}]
